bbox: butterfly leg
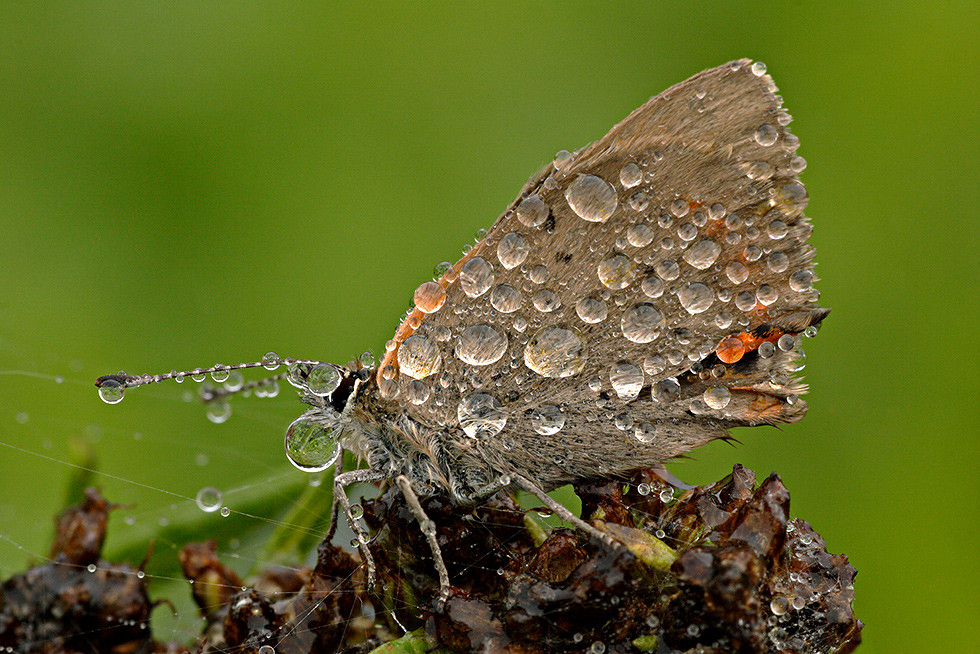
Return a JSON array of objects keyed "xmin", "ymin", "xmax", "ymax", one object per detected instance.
[
  {"xmin": 394, "ymin": 475, "xmax": 452, "ymax": 609},
  {"xmin": 511, "ymin": 474, "xmax": 621, "ymax": 552},
  {"xmin": 334, "ymin": 467, "xmax": 388, "ymax": 593}
]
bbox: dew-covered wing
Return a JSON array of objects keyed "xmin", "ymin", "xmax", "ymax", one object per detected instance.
[{"xmin": 374, "ymin": 59, "xmax": 827, "ymax": 489}]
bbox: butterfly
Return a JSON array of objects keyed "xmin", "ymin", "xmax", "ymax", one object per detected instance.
[{"xmin": 98, "ymin": 59, "xmax": 827, "ymax": 606}]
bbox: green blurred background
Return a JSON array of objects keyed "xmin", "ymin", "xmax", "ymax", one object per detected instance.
[{"xmin": 0, "ymin": 3, "xmax": 975, "ymax": 651}]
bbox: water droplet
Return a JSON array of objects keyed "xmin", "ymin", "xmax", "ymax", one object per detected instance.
[
  {"xmin": 590, "ymin": 641, "xmax": 606, "ymax": 654},
  {"xmin": 678, "ymin": 282, "xmax": 714, "ymax": 314},
  {"xmin": 566, "ymin": 174, "xmax": 618, "ymax": 223},
  {"xmin": 708, "ymin": 203, "xmax": 727, "ymax": 220},
  {"xmin": 653, "ymin": 378, "xmax": 681, "ymax": 402},
  {"xmin": 490, "ymin": 284, "xmax": 522, "ymax": 313},
  {"xmin": 626, "ymin": 223, "xmax": 654, "ymax": 247},
  {"xmin": 223, "ymin": 371, "xmax": 244, "ymax": 392},
  {"xmin": 767, "ymin": 219, "xmax": 789, "ymax": 240},
  {"xmin": 219, "ymin": 506, "xmax": 231, "ymax": 518},
  {"xmin": 640, "ymin": 276, "xmax": 665, "ymax": 299},
  {"xmin": 655, "ymin": 260, "xmax": 680, "ymax": 281},
  {"xmin": 284, "ymin": 415, "xmax": 341, "ymax": 473},
  {"xmin": 676, "ymin": 222, "xmax": 697, "ymax": 241},
  {"xmin": 531, "ymin": 404, "xmax": 565, "ymax": 435},
  {"xmin": 642, "ymin": 355, "xmax": 666, "ymax": 375},
  {"xmin": 457, "ymin": 393, "xmax": 506, "ymax": 439},
  {"xmin": 210, "ymin": 367, "xmax": 229, "ymax": 383},
  {"xmin": 703, "ymin": 385, "xmax": 731, "ymax": 409},
  {"xmin": 516, "ymin": 195, "xmax": 549, "ymax": 228},
  {"xmin": 262, "ymin": 352, "xmax": 280, "ymax": 370},
  {"xmin": 524, "ymin": 325, "xmax": 588, "ymax": 378},
  {"xmin": 98, "ymin": 379, "xmax": 125, "ymax": 404},
  {"xmin": 758, "ymin": 341, "xmax": 776, "ymax": 358},
  {"xmin": 553, "ymin": 149, "xmax": 573, "ymax": 170},
  {"xmin": 629, "ymin": 191, "xmax": 649, "ymax": 211},
  {"xmin": 637, "ymin": 482, "xmax": 651, "ymax": 495},
  {"xmin": 757, "ymin": 284, "xmax": 778, "ymax": 305},
  {"xmin": 531, "ymin": 289, "xmax": 560, "ymax": 312},
  {"xmin": 735, "ymin": 290, "xmax": 757, "ymax": 311},
  {"xmin": 683, "ymin": 240, "xmax": 721, "ymax": 269},
  {"xmin": 634, "ymin": 422, "xmax": 657, "ymax": 444},
  {"xmin": 497, "ymin": 232, "xmax": 530, "ymax": 269},
  {"xmin": 725, "ymin": 261, "xmax": 749, "ymax": 284},
  {"xmin": 597, "ymin": 254, "xmax": 637, "ymax": 289},
  {"xmin": 286, "ymin": 362, "xmax": 309, "ymax": 388},
  {"xmin": 770, "ymin": 596, "xmax": 789, "ymax": 616},
  {"xmin": 754, "ymin": 124, "xmax": 778, "ymax": 146},
  {"xmin": 767, "ymin": 251, "xmax": 789, "ymax": 273},
  {"xmin": 414, "ymin": 281, "xmax": 447, "ymax": 313},
  {"xmin": 621, "ymin": 304, "xmax": 666, "ymax": 343},
  {"xmin": 206, "ymin": 401, "xmax": 232, "ymax": 424},
  {"xmin": 789, "ymin": 269, "xmax": 813, "ymax": 291},
  {"xmin": 609, "ymin": 361, "xmax": 644, "ymax": 401},
  {"xmin": 405, "ymin": 380, "xmax": 431, "ymax": 405},
  {"xmin": 777, "ymin": 334, "xmax": 796, "ymax": 351},
  {"xmin": 528, "ymin": 264, "xmax": 549, "ymax": 284},
  {"xmin": 455, "ymin": 325, "xmax": 508, "ymax": 366},
  {"xmin": 195, "ymin": 487, "xmax": 223, "ymax": 513},
  {"xmin": 619, "ymin": 162, "xmax": 642, "ymax": 188},
  {"xmin": 715, "ymin": 311, "xmax": 733, "ymax": 329},
  {"xmin": 670, "ymin": 199, "xmax": 689, "ymax": 218},
  {"xmin": 790, "ymin": 155, "xmax": 807, "ymax": 173},
  {"xmin": 460, "ymin": 257, "xmax": 494, "ymax": 297},
  {"xmin": 398, "ymin": 335, "xmax": 442, "ymax": 379},
  {"xmin": 751, "ymin": 61, "xmax": 767, "ymax": 76},
  {"xmin": 258, "ymin": 646, "xmax": 276, "ymax": 654},
  {"xmin": 307, "ymin": 363, "xmax": 341, "ymax": 396},
  {"xmin": 575, "ymin": 296, "xmax": 608, "ymax": 323}
]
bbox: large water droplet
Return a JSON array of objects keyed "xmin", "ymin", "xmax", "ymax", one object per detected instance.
[
  {"xmin": 703, "ymin": 385, "xmax": 731, "ymax": 409},
  {"xmin": 565, "ymin": 174, "xmax": 618, "ymax": 223},
  {"xmin": 497, "ymin": 232, "xmax": 530, "ymax": 269},
  {"xmin": 634, "ymin": 422, "xmax": 657, "ymax": 444},
  {"xmin": 683, "ymin": 240, "xmax": 721, "ymax": 269},
  {"xmin": 457, "ymin": 393, "xmax": 506, "ymax": 439},
  {"xmin": 306, "ymin": 363, "xmax": 341, "ymax": 396},
  {"xmin": 575, "ymin": 297, "xmax": 607, "ymax": 323},
  {"xmin": 524, "ymin": 325, "xmax": 588, "ymax": 378},
  {"xmin": 532, "ymin": 289, "xmax": 560, "ymax": 312},
  {"xmin": 735, "ymin": 290, "xmax": 757, "ymax": 312},
  {"xmin": 397, "ymin": 335, "xmax": 442, "ymax": 379},
  {"xmin": 405, "ymin": 380, "xmax": 431, "ymax": 405},
  {"xmin": 619, "ymin": 162, "xmax": 642, "ymax": 188},
  {"xmin": 98, "ymin": 379, "xmax": 125, "ymax": 404},
  {"xmin": 455, "ymin": 325, "xmax": 508, "ymax": 366},
  {"xmin": 621, "ymin": 304, "xmax": 665, "ymax": 343},
  {"xmin": 678, "ymin": 282, "xmax": 714, "ymax": 314},
  {"xmin": 414, "ymin": 281, "xmax": 447, "ymax": 313},
  {"xmin": 597, "ymin": 254, "xmax": 637, "ymax": 289},
  {"xmin": 641, "ymin": 276, "xmax": 665, "ymax": 299},
  {"xmin": 757, "ymin": 284, "xmax": 778, "ymax": 305},
  {"xmin": 789, "ymin": 269, "xmax": 813, "ymax": 291},
  {"xmin": 754, "ymin": 124, "xmax": 778, "ymax": 146},
  {"xmin": 460, "ymin": 256, "xmax": 494, "ymax": 298},
  {"xmin": 284, "ymin": 415, "xmax": 341, "ymax": 473},
  {"xmin": 726, "ymin": 261, "xmax": 749, "ymax": 285},
  {"xmin": 609, "ymin": 361, "xmax": 644, "ymax": 401},
  {"xmin": 652, "ymin": 377, "xmax": 681, "ymax": 402},
  {"xmin": 655, "ymin": 260, "xmax": 680, "ymax": 281},
  {"xmin": 627, "ymin": 223, "xmax": 654, "ymax": 247},
  {"xmin": 516, "ymin": 195, "xmax": 549, "ymax": 228},
  {"xmin": 490, "ymin": 284, "xmax": 522, "ymax": 313},
  {"xmin": 531, "ymin": 404, "xmax": 565, "ymax": 435}
]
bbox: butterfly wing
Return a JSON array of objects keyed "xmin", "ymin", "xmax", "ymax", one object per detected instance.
[{"xmin": 372, "ymin": 59, "xmax": 826, "ymax": 493}]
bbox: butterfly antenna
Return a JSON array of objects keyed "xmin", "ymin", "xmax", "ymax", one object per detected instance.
[{"xmin": 94, "ymin": 354, "xmax": 330, "ymax": 404}]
